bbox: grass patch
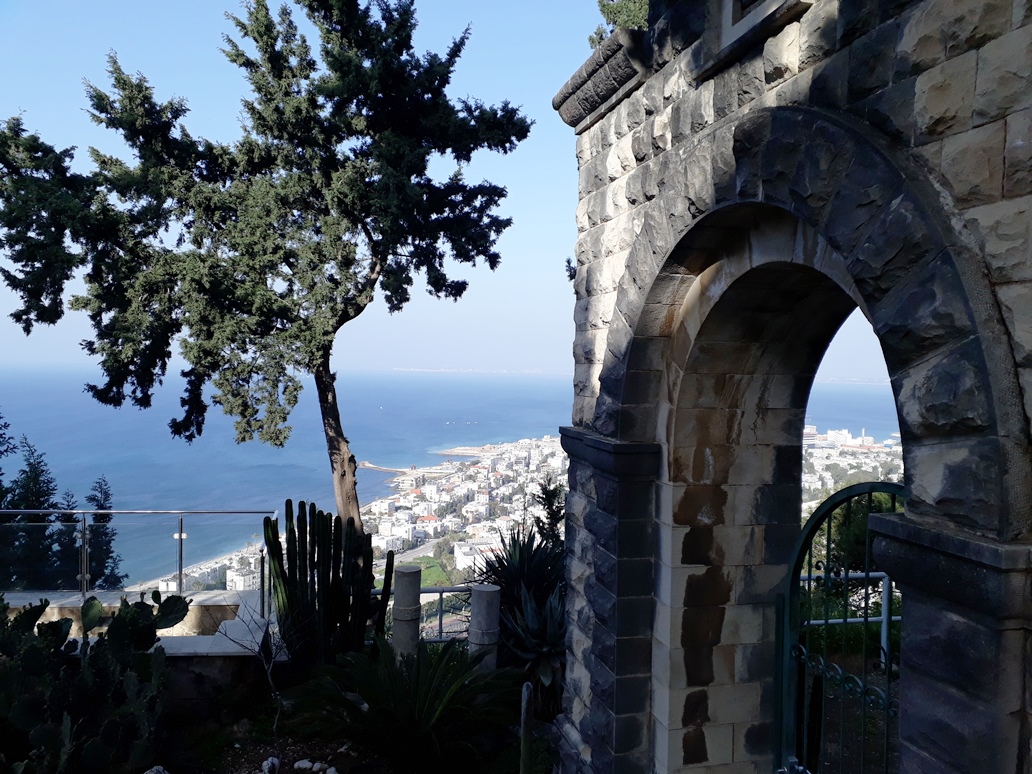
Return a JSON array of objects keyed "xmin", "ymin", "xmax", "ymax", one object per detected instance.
[{"xmin": 413, "ymin": 556, "xmax": 451, "ymax": 587}]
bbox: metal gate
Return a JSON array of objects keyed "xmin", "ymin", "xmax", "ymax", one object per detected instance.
[{"xmin": 774, "ymin": 482, "xmax": 905, "ymax": 774}]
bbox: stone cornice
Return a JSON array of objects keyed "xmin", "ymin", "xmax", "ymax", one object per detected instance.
[{"xmin": 552, "ymin": 28, "xmax": 649, "ymax": 132}]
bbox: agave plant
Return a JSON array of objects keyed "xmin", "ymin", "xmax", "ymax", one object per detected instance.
[
  {"xmin": 285, "ymin": 638, "xmax": 521, "ymax": 771},
  {"xmin": 474, "ymin": 526, "xmax": 567, "ymax": 722},
  {"xmin": 476, "ymin": 527, "xmax": 565, "ymax": 619},
  {"xmin": 501, "ymin": 584, "xmax": 566, "ymax": 721}
]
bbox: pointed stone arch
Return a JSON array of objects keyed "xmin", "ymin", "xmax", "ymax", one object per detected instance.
[{"xmin": 560, "ymin": 105, "xmax": 1032, "ymax": 772}]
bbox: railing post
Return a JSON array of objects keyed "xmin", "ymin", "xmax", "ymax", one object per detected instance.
[
  {"xmin": 393, "ymin": 565, "xmax": 422, "ymax": 658},
  {"xmin": 80, "ymin": 512, "xmax": 89, "ymax": 603},
  {"xmin": 260, "ymin": 546, "xmax": 267, "ymax": 619},
  {"xmin": 468, "ymin": 582, "xmax": 500, "ymax": 670},
  {"xmin": 438, "ymin": 589, "xmax": 445, "ymax": 639},
  {"xmin": 176, "ymin": 514, "xmax": 186, "ymax": 595},
  {"xmin": 881, "ymin": 575, "xmax": 892, "ymax": 667}
]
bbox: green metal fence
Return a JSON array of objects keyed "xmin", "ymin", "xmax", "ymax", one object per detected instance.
[{"xmin": 775, "ymin": 482, "xmax": 905, "ymax": 774}]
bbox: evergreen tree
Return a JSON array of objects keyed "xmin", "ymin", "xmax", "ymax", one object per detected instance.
[
  {"xmin": 532, "ymin": 474, "xmax": 565, "ymax": 548},
  {"xmin": 52, "ymin": 489, "xmax": 82, "ymax": 590},
  {"xmin": 0, "ymin": 0, "xmax": 531, "ymax": 530},
  {"xmin": 85, "ymin": 475, "xmax": 126, "ymax": 589},
  {"xmin": 589, "ymin": 0, "xmax": 649, "ymax": 47},
  {"xmin": 0, "ymin": 410, "xmax": 16, "ymax": 587},
  {"xmin": 5, "ymin": 438, "xmax": 60, "ymax": 590},
  {"xmin": 0, "ymin": 412, "xmax": 123, "ymax": 591}
]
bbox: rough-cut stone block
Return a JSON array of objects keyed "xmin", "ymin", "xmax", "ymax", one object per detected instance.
[
  {"xmin": 838, "ymin": 0, "xmax": 880, "ymax": 46},
  {"xmin": 903, "ymin": 594, "xmax": 1024, "ymax": 709},
  {"xmin": 690, "ymin": 79, "xmax": 716, "ymax": 133},
  {"xmin": 1005, "ymin": 107, "xmax": 1032, "ymax": 197},
  {"xmin": 720, "ymin": 602, "xmax": 769, "ymax": 645},
  {"xmin": 848, "ymin": 190, "xmax": 937, "ymax": 303},
  {"xmin": 758, "ymin": 110, "xmax": 808, "ymax": 209},
  {"xmin": 901, "ymin": 670, "xmax": 1020, "ymax": 773},
  {"xmin": 808, "ymin": 47, "xmax": 850, "ymax": 108},
  {"xmin": 996, "ymin": 281, "xmax": 1032, "ymax": 366},
  {"xmin": 681, "ymin": 606, "xmax": 727, "ymax": 650},
  {"xmin": 974, "ymin": 24, "xmax": 1032, "ymax": 125},
  {"xmin": 788, "ymin": 117, "xmax": 855, "ymax": 222},
  {"xmin": 714, "ymin": 63, "xmax": 741, "ymax": 120},
  {"xmin": 738, "ymin": 52, "xmax": 765, "ymax": 108},
  {"xmin": 799, "ymin": 0, "xmax": 839, "ymax": 69},
  {"xmin": 965, "ymin": 196, "xmax": 1032, "ymax": 282},
  {"xmin": 673, "ymin": 485, "xmax": 730, "ymax": 527},
  {"xmin": 896, "ymin": 339, "xmax": 994, "ymax": 438},
  {"xmin": 896, "ymin": 4, "xmax": 945, "ymax": 77},
  {"xmin": 855, "ymin": 75, "xmax": 917, "ymax": 142},
  {"xmin": 847, "ymin": 20, "xmax": 899, "ymax": 102},
  {"xmin": 940, "ymin": 121, "xmax": 1006, "ymax": 207},
  {"xmin": 735, "ymin": 641, "xmax": 776, "ymax": 682},
  {"xmin": 904, "ymin": 438, "xmax": 1004, "ymax": 533},
  {"xmin": 682, "ymin": 567, "xmax": 734, "ymax": 608},
  {"xmin": 821, "ymin": 148, "xmax": 904, "ymax": 256},
  {"xmin": 1018, "ymin": 0, "xmax": 1032, "ymax": 27},
  {"xmin": 914, "ymin": 50, "xmax": 976, "ymax": 142},
  {"xmin": 873, "ymin": 257, "xmax": 974, "ymax": 364},
  {"xmin": 734, "ymin": 564, "xmax": 788, "ymax": 604},
  {"xmin": 705, "ymin": 682, "xmax": 764, "ymax": 725},
  {"xmin": 734, "ymin": 720, "xmax": 774, "ymax": 761},
  {"xmin": 764, "ymin": 22, "xmax": 800, "ymax": 86}
]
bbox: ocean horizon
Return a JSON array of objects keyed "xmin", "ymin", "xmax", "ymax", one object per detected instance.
[{"xmin": 0, "ymin": 368, "xmax": 900, "ymax": 584}]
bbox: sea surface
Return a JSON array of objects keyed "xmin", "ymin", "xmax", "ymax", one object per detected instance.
[{"xmin": 0, "ymin": 369, "xmax": 899, "ymax": 584}]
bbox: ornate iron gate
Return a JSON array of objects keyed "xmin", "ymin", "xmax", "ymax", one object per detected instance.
[{"xmin": 775, "ymin": 482, "xmax": 905, "ymax": 774}]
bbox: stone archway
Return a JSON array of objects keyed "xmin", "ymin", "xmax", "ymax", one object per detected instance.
[{"xmin": 559, "ymin": 105, "xmax": 1032, "ymax": 773}]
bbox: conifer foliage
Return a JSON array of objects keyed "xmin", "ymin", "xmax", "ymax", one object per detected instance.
[
  {"xmin": 0, "ymin": 410, "xmax": 124, "ymax": 590},
  {"xmin": 0, "ymin": 1, "xmax": 531, "ymax": 529}
]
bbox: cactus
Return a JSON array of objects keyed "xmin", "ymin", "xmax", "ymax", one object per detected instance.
[
  {"xmin": 264, "ymin": 499, "xmax": 394, "ymax": 665},
  {"xmin": 0, "ymin": 590, "xmax": 190, "ymax": 773}
]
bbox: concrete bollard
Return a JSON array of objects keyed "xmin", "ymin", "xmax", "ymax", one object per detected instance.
[
  {"xmin": 392, "ymin": 564, "xmax": 422, "ymax": 658},
  {"xmin": 468, "ymin": 582, "xmax": 501, "ymax": 670}
]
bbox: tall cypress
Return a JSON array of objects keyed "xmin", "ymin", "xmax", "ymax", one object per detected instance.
[
  {"xmin": 0, "ymin": 1, "xmax": 531, "ymax": 530},
  {"xmin": 85, "ymin": 475, "xmax": 126, "ymax": 590}
]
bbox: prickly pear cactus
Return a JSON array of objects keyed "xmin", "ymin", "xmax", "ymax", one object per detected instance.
[{"xmin": 0, "ymin": 591, "xmax": 190, "ymax": 773}]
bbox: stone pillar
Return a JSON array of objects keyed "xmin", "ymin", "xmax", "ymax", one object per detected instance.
[
  {"xmin": 393, "ymin": 564, "xmax": 421, "ymax": 658},
  {"xmin": 559, "ymin": 426, "xmax": 661, "ymax": 773},
  {"xmin": 468, "ymin": 582, "xmax": 501, "ymax": 670},
  {"xmin": 870, "ymin": 515, "xmax": 1032, "ymax": 774}
]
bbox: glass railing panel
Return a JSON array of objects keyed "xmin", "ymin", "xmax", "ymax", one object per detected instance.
[
  {"xmin": 0, "ymin": 517, "xmax": 81, "ymax": 594},
  {"xmin": 115, "ymin": 514, "xmax": 181, "ymax": 593},
  {"xmin": 179, "ymin": 512, "xmax": 268, "ymax": 593}
]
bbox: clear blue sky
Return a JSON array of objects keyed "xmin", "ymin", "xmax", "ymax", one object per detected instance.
[{"xmin": 0, "ymin": 0, "xmax": 886, "ymax": 381}]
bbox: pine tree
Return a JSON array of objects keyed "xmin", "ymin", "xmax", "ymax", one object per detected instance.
[
  {"xmin": 0, "ymin": 410, "xmax": 16, "ymax": 587},
  {"xmin": 5, "ymin": 438, "xmax": 60, "ymax": 590},
  {"xmin": 51, "ymin": 489, "xmax": 82, "ymax": 590},
  {"xmin": 589, "ymin": 0, "xmax": 649, "ymax": 47},
  {"xmin": 0, "ymin": 0, "xmax": 531, "ymax": 530},
  {"xmin": 85, "ymin": 475, "xmax": 126, "ymax": 589},
  {"xmin": 0, "ymin": 412, "xmax": 123, "ymax": 591}
]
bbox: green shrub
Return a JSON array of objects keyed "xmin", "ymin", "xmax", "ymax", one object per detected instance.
[
  {"xmin": 475, "ymin": 528, "xmax": 566, "ymax": 720},
  {"xmin": 0, "ymin": 591, "xmax": 189, "ymax": 773},
  {"xmin": 285, "ymin": 638, "xmax": 521, "ymax": 772}
]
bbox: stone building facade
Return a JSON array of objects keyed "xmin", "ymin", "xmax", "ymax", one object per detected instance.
[{"xmin": 553, "ymin": 1, "xmax": 1032, "ymax": 771}]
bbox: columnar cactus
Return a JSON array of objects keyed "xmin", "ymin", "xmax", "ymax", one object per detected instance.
[{"xmin": 263, "ymin": 499, "xmax": 393, "ymax": 665}]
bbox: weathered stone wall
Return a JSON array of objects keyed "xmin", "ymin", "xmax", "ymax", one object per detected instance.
[{"xmin": 554, "ymin": 0, "xmax": 1032, "ymax": 772}]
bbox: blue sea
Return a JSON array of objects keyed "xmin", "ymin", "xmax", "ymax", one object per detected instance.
[{"xmin": 0, "ymin": 369, "xmax": 898, "ymax": 584}]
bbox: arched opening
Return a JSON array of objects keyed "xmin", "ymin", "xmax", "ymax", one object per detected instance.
[{"xmin": 560, "ymin": 105, "xmax": 1032, "ymax": 774}]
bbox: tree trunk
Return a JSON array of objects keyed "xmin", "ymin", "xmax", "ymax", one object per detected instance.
[{"xmin": 314, "ymin": 356, "xmax": 363, "ymax": 532}]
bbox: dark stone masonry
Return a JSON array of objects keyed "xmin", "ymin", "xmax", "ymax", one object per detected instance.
[{"xmin": 554, "ymin": 0, "xmax": 1032, "ymax": 771}]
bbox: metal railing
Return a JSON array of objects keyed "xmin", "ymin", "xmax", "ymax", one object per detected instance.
[
  {"xmin": 0, "ymin": 509, "xmax": 276, "ymax": 602},
  {"xmin": 372, "ymin": 583, "xmax": 472, "ymax": 642},
  {"xmin": 800, "ymin": 571, "xmax": 901, "ymax": 668}
]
